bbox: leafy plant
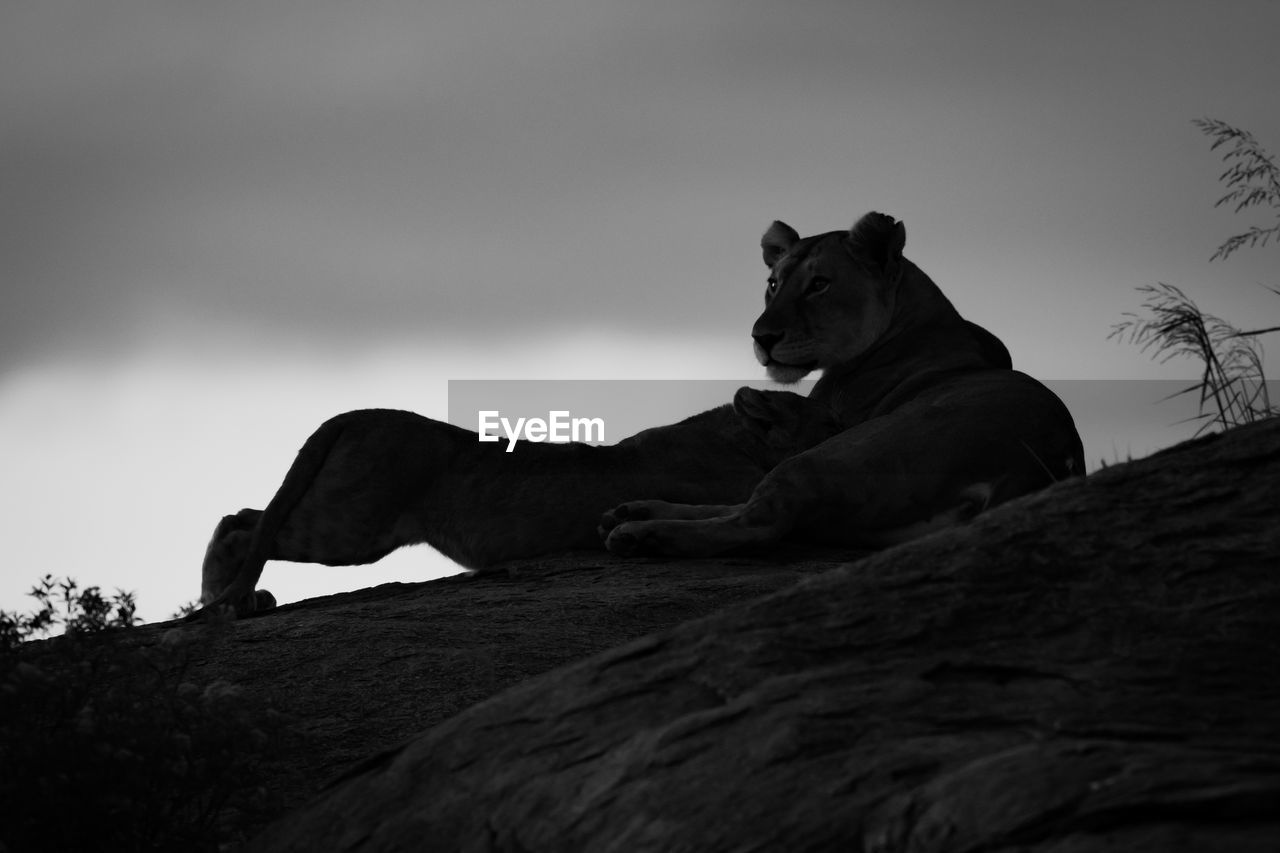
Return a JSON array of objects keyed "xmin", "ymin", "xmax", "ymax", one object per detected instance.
[
  {"xmin": 0, "ymin": 575, "xmax": 139, "ymax": 653},
  {"xmin": 1, "ymin": 576, "xmax": 296, "ymax": 852},
  {"xmin": 1112, "ymin": 118, "xmax": 1279, "ymax": 433}
]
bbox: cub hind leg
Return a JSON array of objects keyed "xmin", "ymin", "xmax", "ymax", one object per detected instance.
[{"xmin": 193, "ymin": 410, "xmax": 434, "ymax": 619}]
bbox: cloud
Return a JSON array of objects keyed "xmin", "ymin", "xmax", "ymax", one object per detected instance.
[{"xmin": 4, "ymin": 0, "xmax": 1279, "ymax": 378}]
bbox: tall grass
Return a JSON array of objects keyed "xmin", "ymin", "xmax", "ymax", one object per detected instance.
[
  {"xmin": 1112, "ymin": 283, "xmax": 1273, "ymax": 434},
  {"xmin": 1195, "ymin": 117, "xmax": 1280, "ymax": 264},
  {"xmin": 1112, "ymin": 118, "xmax": 1278, "ymax": 434}
]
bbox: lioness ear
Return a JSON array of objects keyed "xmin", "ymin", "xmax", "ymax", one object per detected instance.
[
  {"xmin": 847, "ymin": 212, "xmax": 906, "ymax": 278},
  {"xmin": 761, "ymin": 221, "xmax": 800, "ymax": 267}
]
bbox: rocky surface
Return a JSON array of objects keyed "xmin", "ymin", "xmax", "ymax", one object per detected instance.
[
  {"xmin": 166, "ymin": 418, "xmax": 1279, "ymax": 851},
  {"xmin": 161, "ymin": 545, "xmax": 865, "ymax": 839}
]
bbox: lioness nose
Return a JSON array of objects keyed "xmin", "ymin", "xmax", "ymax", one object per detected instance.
[{"xmin": 753, "ymin": 332, "xmax": 783, "ymax": 354}]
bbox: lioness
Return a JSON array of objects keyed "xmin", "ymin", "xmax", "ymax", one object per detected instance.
[
  {"xmin": 599, "ymin": 212, "xmax": 1083, "ymax": 556},
  {"xmin": 198, "ymin": 211, "xmax": 1082, "ymax": 616}
]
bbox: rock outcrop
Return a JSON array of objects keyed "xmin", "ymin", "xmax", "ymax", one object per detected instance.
[
  {"xmin": 191, "ymin": 418, "xmax": 1280, "ymax": 851},
  {"xmin": 174, "ymin": 545, "xmax": 862, "ymax": 835}
]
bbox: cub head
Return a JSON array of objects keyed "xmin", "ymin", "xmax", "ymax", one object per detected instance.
[
  {"xmin": 752, "ymin": 212, "xmax": 907, "ymax": 383},
  {"xmin": 732, "ymin": 386, "xmax": 841, "ymax": 453}
]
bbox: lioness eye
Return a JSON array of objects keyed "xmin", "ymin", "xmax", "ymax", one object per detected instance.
[
  {"xmin": 766, "ymin": 278, "xmax": 778, "ymax": 296},
  {"xmin": 807, "ymin": 276, "xmax": 830, "ymax": 296}
]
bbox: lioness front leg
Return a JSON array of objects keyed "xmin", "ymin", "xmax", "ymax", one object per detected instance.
[
  {"xmin": 603, "ymin": 497, "xmax": 792, "ymax": 557},
  {"xmin": 597, "ymin": 500, "xmax": 743, "ymax": 539},
  {"xmin": 603, "ymin": 468, "xmax": 806, "ymax": 557},
  {"xmin": 606, "ymin": 383, "xmax": 1078, "ymax": 559}
]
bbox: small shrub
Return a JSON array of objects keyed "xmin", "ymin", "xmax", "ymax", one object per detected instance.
[
  {"xmin": 0, "ymin": 576, "xmax": 296, "ymax": 852},
  {"xmin": 0, "ymin": 575, "xmax": 138, "ymax": 653}
]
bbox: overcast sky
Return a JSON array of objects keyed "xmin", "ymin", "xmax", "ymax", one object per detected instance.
[{"xmin": 3, "ymin": 1, "xmax": 1277, "ymax": 618}]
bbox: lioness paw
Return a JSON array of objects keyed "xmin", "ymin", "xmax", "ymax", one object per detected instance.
[
  {"xmin": 598, "ymin": 500, "xmax": 661, "ymax": 540},
  {"xmin": 604, "ymin": 523, "xmax": 662, "ymax": 557}
]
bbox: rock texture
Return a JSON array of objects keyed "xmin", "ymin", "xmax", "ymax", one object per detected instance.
[
  {"xmin": 233, "ymin": 416, "xmax": 1280, "ymax": 852},
  {"xmin": 169, "ymin": 545, "xmax": 862, "ymax": 835}
]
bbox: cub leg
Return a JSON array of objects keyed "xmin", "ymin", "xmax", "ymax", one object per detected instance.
[{"xmin": 194, "ymin": 412, "xmax": 432, "ymax": 618}]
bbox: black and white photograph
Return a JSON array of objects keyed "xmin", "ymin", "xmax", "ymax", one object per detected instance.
[{"xmin": 3, "ymin": 2, "xmax": 1278, "ymax": 850}]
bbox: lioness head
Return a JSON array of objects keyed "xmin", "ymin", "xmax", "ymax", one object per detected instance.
[{"xmin": 752, "ymin": 212, "xmax": 907, "ymax": 383}]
